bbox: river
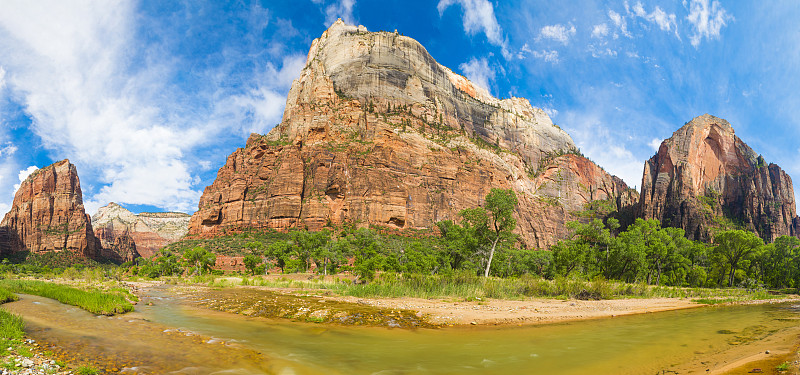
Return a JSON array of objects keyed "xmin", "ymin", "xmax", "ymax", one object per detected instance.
[{"xmin": 4, "ymin": 287, "xmax": 800, "ymax": 374}]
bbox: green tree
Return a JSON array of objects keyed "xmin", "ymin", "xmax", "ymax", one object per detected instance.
[
  {"xmin": 265, "ymin": 241, "xmax": 292, "ymax": 274},
  {"xmin": 243, "ymin": 254, "xmax": 264, "ymax": 275},
  {"xmin": 291, "ymin": 230, "xmax": 331, "ymax": 272},
  {"xmin": 458, "ymin": 189, "xmax": 518, "ymax": 277},
  {"xmin": 482, "ymin": 189, "xmax": 518, "ymax": 277},
  {"xmin": 551, "ymin": 239, "xmax": 588, "ymax": 277},
  {"xmin": 436, "ymin": 220, "xmax": 479, "ymax": 270},
  {"xmin": 713, "ymin": 230, "xmax": 764, "ymax": 287},
  {"xmin": 763, "ymin": 236, "xmax": 800, "ymax": 288},
  {"xmin": 184, "ymin": 247, "xmax": 216, "ymax": 275},
  {"xmin": 350, "ymin": 228, "xmax": 383, "ymax": 281}
]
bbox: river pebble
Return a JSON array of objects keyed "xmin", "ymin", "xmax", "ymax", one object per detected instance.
[{"xmin": 0, "ymin": 339, "xmax": 71, "ymax": 375}]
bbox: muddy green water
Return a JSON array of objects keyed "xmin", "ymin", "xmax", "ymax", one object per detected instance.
[{"xmin": 6, "ymin": 289, "xmax": 800, "ymax": 374}]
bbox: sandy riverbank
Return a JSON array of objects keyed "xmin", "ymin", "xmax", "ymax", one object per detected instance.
[{"xmin": 328, "ymin": 294, "xmax": 703, "ymax": 326}]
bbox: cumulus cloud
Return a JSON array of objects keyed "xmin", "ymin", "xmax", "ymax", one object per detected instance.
[
  {"xmin": 686, "ymin": 0, "xmax": 732, "ymax": 47},
  {"xmin": 458, "ymin": 57, "xmax": 495, "ymax": 92},
  {"xmin": 648, "ymin": 137, "xmax": 663, "ymax": 151},
  {"xmin": 591, "ymin": 24, "xmax": 609, "ymax": 39},
  {"xmin": 0, "ymin": 1, "xmax": 207, "ymax": 213},
  {"xmin": 437, "ymin": 0, "xmax": 506, "ymax": 51},
  {"xmin": 12, "ymin": 165, "xmax": 37, "ymax": 194},
  {"xmin": 562, "ymin": 113, "xmax": 644, "ymax": 188},
  {"xmin": 322, "ymin": 0, "xmax": 356, "ymax": 26},
  {"xmin": 531, "ymin": 50, "xmax": 559, "ymax": 63},
  {"xmin": 537, "ymin": 24, "xmax": 576, "ymax": 45},
  {"xmin": 216, "ymin": 54, "xmax": 306, "ymax": 135},
  {"xmin": 0, "ymin": 1, "xmax": 309, "ymax": 214}
]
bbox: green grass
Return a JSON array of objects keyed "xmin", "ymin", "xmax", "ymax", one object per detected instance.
[
  {"xmin": 204, "ymin": 272, "xmax": 789, "ymax": 303},
  {"xmin": 0, "ymin": 287, "xmax": 18, "ymax": 304},
  {"xmin": 75, "ymin": 365, "xmax": 99, "ymax": 375},
  {"xmin": 776, "ymin": 361, "xmax": 790, "ymax": 371},
  {"xmin": 0, "ymin": 309, "xmax": 24, "ymax": 341},
  {"xmin": 0, "ymin": 279, "xmax": 133, "ymax": 315}
]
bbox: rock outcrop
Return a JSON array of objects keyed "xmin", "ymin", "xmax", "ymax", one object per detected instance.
[
  {"xmin": 188, "ymin": 20, "xmax": 637, "ymax": 248},
  {"xmin": 92, "ymin": 202, "xmax": 190, "ymax": 258},
  {"xmin": 639, "ymin": 114, "xmax": 800, "ymax": 242},
  {"xmin": 99, "ymin": 233, "xmax": 139, "ymax": 263},
  {"xmin": 0, "ymin": 160, "xmax": 100, "ymax": 258}
]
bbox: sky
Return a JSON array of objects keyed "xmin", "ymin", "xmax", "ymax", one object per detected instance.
[{"xmin": 0, "ymin": 0, "xmax": 799, "ymax": 215}]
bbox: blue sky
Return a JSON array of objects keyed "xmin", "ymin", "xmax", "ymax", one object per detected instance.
[{"xmin": 0, "ymin": 0, "xmax": 799, "ymax": 215}]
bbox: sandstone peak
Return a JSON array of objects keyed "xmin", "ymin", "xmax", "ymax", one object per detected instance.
[
  {"xmin": 0, "ymin": 159, "xmax": 100, "ymax": 258},
  {"xmin": 640, "ymin": 115, "xmax": 798, "ymax": 241},
  {"xmin": 279, "ymin": 20, "xmax": 575, "ymax": 169},
  {"xmin": 93, "ymin": 202, "xmax": 190, "ymax": 258},
  {"xmin": 188, "ymin": 22, "xmax": 637, "ymax": 249}
]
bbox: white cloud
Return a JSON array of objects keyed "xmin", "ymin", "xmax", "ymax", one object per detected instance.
[
  {"xmin": 563, "ymin": 114, "xmax": 644, "ymax": 188},
  {"xmin": 323, "ymin": 0, "xmax": 356, "ymax": 26},
  {"xmin": 216, "ymin": 54, "xmax": 306, "ymax": 135},
  {"xmin": 0, "ymin": 1, "xmax": 208, "ymax": 213},
  {"xmin": 608, "ymin": 10, "xmax": 631, "ymax": 38},
  {"xmin": 531, "ymin": 50, "xmax": 559, "ymax": 63},
  {"xmin": 458, "ymin": 57, "xmax": 495, "ymax": 92},
  {"xmin": 437, "ymin": 0, "xmax": 506, "ymax": 50},
  {"xmin": 516, "ymin": 43, "xmax": 532, "ymax": 59},
  {"xmin": 589, "ymin": 45, "xmax": 617, "ymax": 58},
  {"xmin": 630, "ymin": 2, "xmax": 678, "ymax": 36},
  {"xmin": 0, "ymin": 143, "xmax": 16, "ymax": 158},
  {"xmin": 541, "ymin": 106, "xmax": 559, "ymax": 118},
  {"xmin": 0, "ymin": 2, "xmax": 307, "ymax": 214},
  {"xmin": 0, "ymin": 66, "xmax": 5, "ymax": 90},
  {"xmin": 591, "ymin": 24, "xmax": 609, "ymax": 39},
  {"xmin": 537, "ymin": 24, "xmax": 576, "ymax": 45},
  {"xmin": 12, "ymin": 165, "xmax": 38, "ymax": 194},
  {"xmin": 648, "ymin": 138, "xmax": 663, "ymax": 151},
  {"xmin": 686, "ymin": 0, "xmax": 733, "ymax": 47}
]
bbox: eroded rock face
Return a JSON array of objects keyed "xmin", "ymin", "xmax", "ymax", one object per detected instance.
[
  {"xmin": 188, "ymin": 20, "xmax": 637, "ymax": 248},
  {"xmin": 639, "ymin": 114, "xmax": 799, "ymax": 242},
  {"xmin": 0, "ymin": 160, "xmax": 99, "ymax": 258},
  {"xmin": 92, "ymin": 203, "xmax": 190, "ymax": 258},
  {"xmin": 99, "ymin": 233, "xmax": 140, "ymax": 263}
]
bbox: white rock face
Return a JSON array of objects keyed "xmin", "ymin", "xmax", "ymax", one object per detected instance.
[
  {"xmin": 279, "ymin": 19, "xmax": 576, "ymax": 169},
  {"xmin": 92, "ymin": 202, "xmax": 190, "ymax": 257}
]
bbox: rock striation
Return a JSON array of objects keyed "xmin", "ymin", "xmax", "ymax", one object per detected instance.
[
  {"xmin": 639, "ymin": 114, "xmax": 800, "ymax": 242},
  {"xmin": 92, "ymin": 202, "xmax": 190, "ymax": 258},
  {"xmin": 188, "ymin": 20, "xmax": 637, "ymax": 248},
  {"xmin": 0, "ymin": 160, "xmax": 100, "ymax": 258}
]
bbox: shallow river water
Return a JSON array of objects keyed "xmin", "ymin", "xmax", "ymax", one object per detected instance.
[{"xmin": 5, "ymin": 288, "xmax": 800, "ymax": 374}]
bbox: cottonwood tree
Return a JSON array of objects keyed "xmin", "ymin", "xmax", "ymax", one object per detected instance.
[
  {"xmin": 243, "ymin": 254, "xmax": 264, "ymax": 275},
  {"xmin": 459, "ymin": 189, "xmax": 518, "ymax": 277},
  {"xmin": 713, "ymin": 230, "xmax": 764, "ymax": 287},
  {"xmin": 184, "ymin": 247, "xmax": 216, "ymax": 275}
]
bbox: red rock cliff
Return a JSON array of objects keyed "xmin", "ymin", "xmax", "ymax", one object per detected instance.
[
  {"xmin": 188, "ymin": 21, "xmax": 637, "ymax": 248},
  {"xmin": 0, "ymin": 160, "xmax": 100, "ymax": 258},
  {"xmin": 639, "ymin": 114, "xmax": 800, "ymax": 241}
]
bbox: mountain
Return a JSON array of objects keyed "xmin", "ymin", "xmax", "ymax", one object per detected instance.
[
  {"xmin": 92, "ymin": 202, "xmax": 190, "ymax": 258},
  {"xmin": 639, "ymin": 114, "xmax": 800, "ymax": 241},
  {"xmin": 188, "ymin": 20, "xmax": 637, "ymax": 248},
  {"xmin": 0, "ymin": 160, "xmax": 100, "ymax": 258}
]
